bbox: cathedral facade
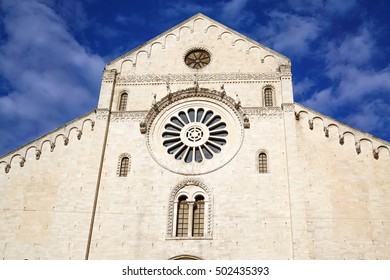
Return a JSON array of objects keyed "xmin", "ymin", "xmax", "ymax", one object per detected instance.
[{"xmin": 1, "ymin": 14, "xmax": 389, "ymax": 260}]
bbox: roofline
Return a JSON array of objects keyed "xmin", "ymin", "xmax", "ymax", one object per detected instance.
[
  {"xmin": 106, "ymin": 13, "xmax": 290, "ymax": 67},
  {"xmin": 295, "ymin": 102, "xmax": 390, "ymax": 146}
]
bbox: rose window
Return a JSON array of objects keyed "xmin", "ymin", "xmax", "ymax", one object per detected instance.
[
  {"xmin": 162, "ymin": 108, "xmax": 228, "ymax": 163},
  {"xmin": 184, "ymin": 49, "xmax": 211, "ymax": 69}
]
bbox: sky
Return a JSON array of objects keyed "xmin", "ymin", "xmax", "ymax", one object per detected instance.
[{"xmin": 0, "ymin": 0, "xmax": 390, "ymax": 156}]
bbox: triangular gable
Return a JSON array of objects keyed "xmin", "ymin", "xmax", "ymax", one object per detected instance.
[{"xmin": 106, "ymin": 13, "xmax": 290, "ymax": 74}]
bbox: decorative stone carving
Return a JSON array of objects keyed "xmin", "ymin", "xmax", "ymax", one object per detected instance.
[
  {"xmin": 50, "ymin": 142, "xmax": 55, "ymax": 152},
  {"xmin": 35, "ymin": 149, "xmax": 41, "ymax": 160},
  {"xmin": 145, "ymin": 87, "xmax": 245, "ymax": 175},
  {"xmin": 282, "ymin": 103, "xmax": 294, "ymax": 112},
  {"xmin": 373, "ymin": 149, "xmax": 379, "ymax": 160},
  {"xmin": 339, "ymin": 135, "xmax": 344, "ymax": 145},
  {"xmin": 116, "ymin": 72, "xmax": 281, "ymax": 84},
  {"xmin": 112, "ymin": 111, "xmax": 148, "ymax": 123},
  {"xmin": 5, "ymin": 164, "xmax": 10, "ymax": 173},
  {"xmin": 243, "ymin": 107, "xmax": 283, "ymax": 119},
  {"xmin": 140, "ymin": 121, "xmax": 147, "ymax": 134},
  {"xmin": 243, "ymin": 114, "xmax": 250, "ymax": 129},
  {"xmin": 308, "ymin": 119, "xmax": 313, "ymax": 130},
  {"xmin": 96, "ymin": 109, "xmax": 109, "ymax": 120},
  {"xmin": 235, "ymin": 93, "xmax": 241, "ymax": 109},
  {"xmin": 324, "ymin": 127, "xmax": 329, "ymax": 138},
  {"xmin": 19, "ymin": 157, "xmax": 26, "ymax": 167},
  {"xmin": 77, "ymin": 130, "xmax": 82, "ymax": 140},
  {"xmin": 280, "ymin": 64, "xmax": 292, "ymax": 75},
  {"xmin": 355, "ymin": 142, "xmax": 361, "ymax": 154},
  {"xmin": 102, "ymin": 69, "xmax": 117, "ymax": 81},
  {"xmin": 64, "ymin": 137, "xmax": 69, "ymax": 146}
]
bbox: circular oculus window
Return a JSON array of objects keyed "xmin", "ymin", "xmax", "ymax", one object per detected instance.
[
  {"xmin": 184, "ymin": 49, "xmax": 211, "ymax": 69},
  {"xmin": 163, "ymin": 107, "xmax": 228, "ymax": 163},
  {"xmin": 147, "ymin": 100, "xmax": 243, "ymax": 175}
]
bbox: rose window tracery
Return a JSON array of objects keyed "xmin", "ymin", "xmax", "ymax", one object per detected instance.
[
  {"xmin": 147, "ymin": 97, "xmax": 243, "ymax": 175},
  {"xmin": 162, "ymin": 108, "xmax": 228, "ymax": 163},
  {"xmin": 184, "ymin": 49, "xmax": 211, "ymax": 69}
]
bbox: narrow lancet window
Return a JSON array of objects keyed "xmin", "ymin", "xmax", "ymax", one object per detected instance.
[
  {"xmin": 119, "ymin": 157, "xmax": 129, "ymax": 177},
  {"xmin": 176, "ymin": 196, "xmax": 189, "ymax": 237},
  {"xmin": 119, "ymin": 93, "xmax": 128, "ymax": 111},
  {"xmin": 259, "ymin": 153, "xmax": 267, "ymax": 173},
  {"xmin": 264, "ymin": 88, "xmax": 273, "ymax": 107},
  {"xmin": 192, "ymin": 195, "xmax": 205, "ymax": 237}
]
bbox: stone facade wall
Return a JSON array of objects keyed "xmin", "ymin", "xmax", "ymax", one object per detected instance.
[
  {"xmin": 0, "ymin": 112, "xmax": 106, "ymax": 259},
  {"xmin": 294, "ymin": 105, "xmax": 390, "ymax": 259}
]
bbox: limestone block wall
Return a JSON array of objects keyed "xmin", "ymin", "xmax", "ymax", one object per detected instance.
[
  {"xmin": 88, "ymin": 105, "xmax": 294, "ymax": 259},
  {"xmin": 0, "ymin": 111, "xmax": 105, "ymax": 259},
  {"xmin": 294, "ymin": 104, "xmax": 390, "ymax": 259}
]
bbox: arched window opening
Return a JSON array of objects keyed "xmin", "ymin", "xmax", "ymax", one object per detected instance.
[
  {"xmin": 168, "ymin": 181, "xmax": 212, "ymax": 239},
  {"xmin": 119, "ymin": 93, "xmax": 128, "ymax": 111},
  {"xmin": 258, "ymin": 153, "xmax": 267, "ymax": 173},
  {"xmin": 264, "ymin": 88, "xmax": 273, "ymax": 107},
  {"xmin": 119, "ymin": 157, "xmax": 129, "ymax": 177},
  {"xmin": 176, "ymin": 196, "xmax": 189, "ymax": 237},
  {"xmin": 192, "ymin": 195, "xmax": 205, "ymax": 237}
]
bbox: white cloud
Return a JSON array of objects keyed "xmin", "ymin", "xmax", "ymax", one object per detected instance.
[
  {"xmin": 326, "ymin": 28, "xmax": 374, "ymax": 67},
  {"xmin": 287, "ymin": 0, "xmax": 357, "ymax": 15},
  {"xmin": 344, "ymin": 99, "xmax": 389, "ymax": 135},
  {"xmin": 220, "ymin": 0, "xmax": 254, "ymax": 27},
  {"xmin": 0, "ymin": 0, "xmax": 105, "ymax": 155},
  {"xmin": 255, "ymin": 12, "xmax": 321, "ymax": 55},
  {"xmin": 294, "ymin": 77, "xmax": 315, "ymax": 96},
  {"xmin": 303, "ymin": 87, "xmax": 336, "ymax": 113},
  {"xmin": 301, "ymin": 25, "xmax": 390, "ymax": 141},
  {"xmin": 325, "ymin": 0, "xmax": 357, "ymax": 14}
]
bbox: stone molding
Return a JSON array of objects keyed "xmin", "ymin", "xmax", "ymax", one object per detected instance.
[
  {"xmin": 243, "ymin": 107, "xmax": 283, "ymax": 119},
  {"xmin": 111, "ymin": 111, "xmax": 148, "ymax": 122},
  {"xmin": 116, "ymin": 72, "xmax": 281, "ymax": 84},
  {"xmin": 96, "ymin": 109, "xmax": 109, "ymax": 120},
  {"xmin": 141, "ymin": 87, "xmax": 245, "ymax": 135},
  {"xmin": 282, "ymin": 103, "xmax": 295, "ymax": 112}
]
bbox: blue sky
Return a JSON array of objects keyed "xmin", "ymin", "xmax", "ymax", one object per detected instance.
[{"xmin": 0, "ymin": 0, "xmax": 390, "ymax": 156}]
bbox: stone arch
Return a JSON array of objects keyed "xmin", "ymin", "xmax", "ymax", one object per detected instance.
[
  {"xmin": 167, "ymin": 179, "xmax": 213, "ymax": 237},
  {"xmin": 120, "ymin": 59, "xmax": 134, "ymax": 73},
  {"xmin": 169, "ymin": 254, "xmax": 203, "ymax": 260},
  {"xmin": 205, "ymin": 24, "xmax": 218, "ymax": 35}
]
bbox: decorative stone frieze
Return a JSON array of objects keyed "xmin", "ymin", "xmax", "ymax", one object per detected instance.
[
  {"xmin": 116, "ymin": 72, "xmax": 281, "ymax": 84},
  {"xmin": 111, "ymin": 111, "xmax": 148, "ymax": 122},
  {"xmin": 96, "ymin": 109, "xmax": 109, "ymax": 120},
  {"xmin": 243, "ymin": 107, "xmax": 283, "ymax": 119}
]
